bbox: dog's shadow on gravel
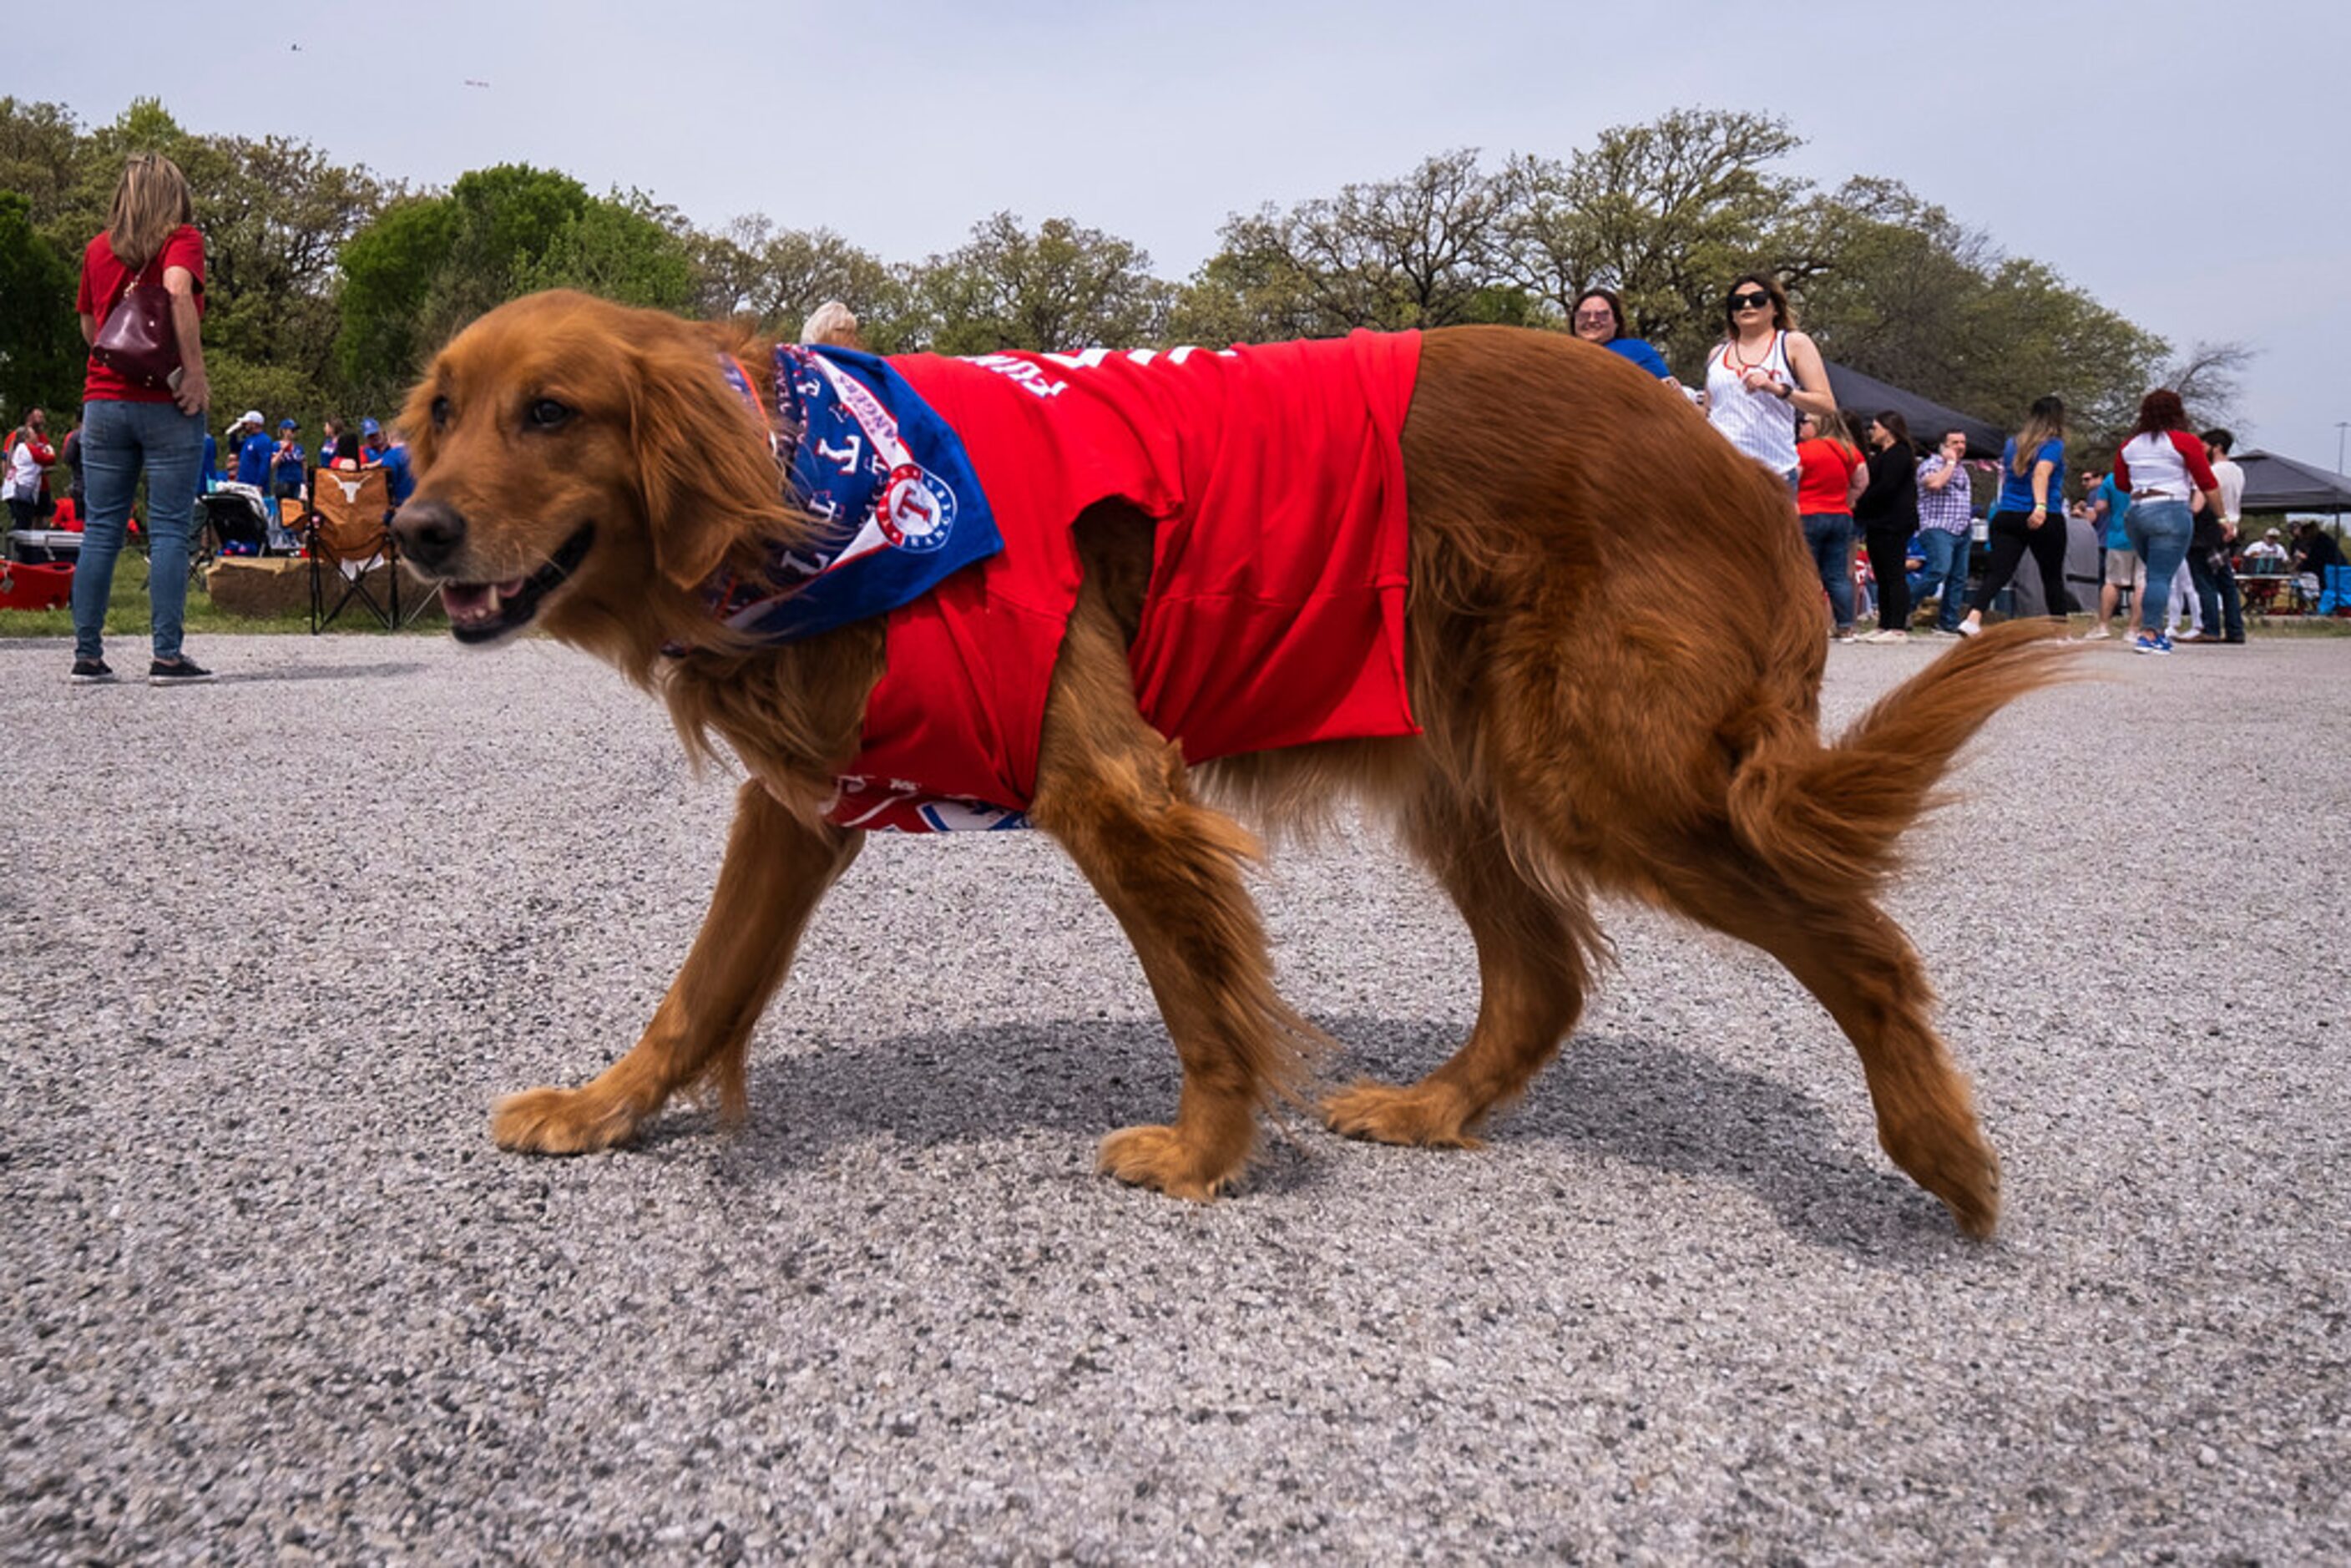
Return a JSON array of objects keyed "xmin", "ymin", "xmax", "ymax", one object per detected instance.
[{"xmin": 684, "ymin": 1011, "xmax": 1939, "ymax": 1254}]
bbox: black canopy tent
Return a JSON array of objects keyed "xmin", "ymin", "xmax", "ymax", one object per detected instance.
[
  {"xmin": 2233, "ymin": 449, "xmax": 2351, "ymax": 516},
  {"xmin": 1820, "ymin": 362, "xmax": 2008, "ymax": 458}
]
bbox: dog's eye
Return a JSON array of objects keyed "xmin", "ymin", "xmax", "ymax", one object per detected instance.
[
  {"xmin": 430, "ymin": 395, "xmax": 450, "ymax": 430},
  {"xmin": 527, "ymin": 399, "xmax": 574, "ymax": 431}
]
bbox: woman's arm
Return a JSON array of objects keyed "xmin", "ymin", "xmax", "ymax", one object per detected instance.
[
  {"xmin": 79, "ymin": 311, "xmax": 98, "ymax": 346},
  {"xmin": 164, "ymin": 263, "xmax": 209, "ymax": 415},
  {"xmin": 2027, "ymin": 457, "xmax": 2056, "ymax": 525},
  {"xmin": 1782, "ymin": 331, "xmax": 1837, "ymax": 417},
  {"xmin": 2170, "ymin": 430, "xmax": 2221, "ymax": 503},
  {"xmin": 1846, "ymin": 454, "xmax": 1868, "ymax": 509}
]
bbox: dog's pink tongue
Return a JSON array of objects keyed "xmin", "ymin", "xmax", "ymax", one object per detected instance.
[
  {"xmin": 498, "ymin": 576, "xmax": 526, "ymax": 596},
  {"xmin": 442, "ymin": 583, "xmax": 497, "ymax": 624}
]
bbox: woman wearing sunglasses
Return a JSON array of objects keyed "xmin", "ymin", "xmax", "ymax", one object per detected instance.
[{"xmin": 1701, "ymin": 272, "xmax": 1836, "ymax": 490}]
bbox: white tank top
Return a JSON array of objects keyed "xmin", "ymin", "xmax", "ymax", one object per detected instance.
[{"xmin": 1706, "ymin": 331, "xmax": 1799, "ymax": 474}]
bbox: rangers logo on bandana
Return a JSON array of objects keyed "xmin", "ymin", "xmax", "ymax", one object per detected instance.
[{"xmin": 701, "ymin": 345, "xmax": 1002, "ymax": 644}]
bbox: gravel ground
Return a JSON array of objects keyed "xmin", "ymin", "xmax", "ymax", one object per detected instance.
[{"xmin": 3, "ymin": 630, "xmax": 2346, "ymax": 1565}]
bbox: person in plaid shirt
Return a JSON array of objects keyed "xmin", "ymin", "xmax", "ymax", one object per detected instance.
[{"xmin": 1912, "ymin": 428, "xmax": 1974, "ymax": 634}]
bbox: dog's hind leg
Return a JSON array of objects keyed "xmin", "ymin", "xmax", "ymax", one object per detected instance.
[
  {"xmin": 491, "ymin": 779, "xmax": 860, "ymax": 1154},
  {"xmin": 1028, "ymin": 585, "xmax": 1316, "ymax": 1201},
  {"xmin": 1655, "ymin": 863, "xmax": 2000, "ymax": 1237},
  {"xmin": 1324, "ymin": 781, "xmax": 1596, "ymax": 1147}
]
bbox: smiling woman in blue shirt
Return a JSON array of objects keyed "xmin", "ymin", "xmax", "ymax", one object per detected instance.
[{"xmin": 1570, "ymin": 288, "xmax": 1677, "ymax": 386}]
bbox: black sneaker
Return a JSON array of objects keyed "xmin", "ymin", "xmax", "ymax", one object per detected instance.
[
  {"xmin": 148, "ymin": 655, "xmax": 217, "ymax": 685},
  {"xmin": 70, "ymin": 658, "xmax": 115, "ymax": 685}
]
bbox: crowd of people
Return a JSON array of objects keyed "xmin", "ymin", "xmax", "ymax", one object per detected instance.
[
  {"xmin": 1581, "ymin": 274, "xmax": 2351, "ymax": 650},
  {"xmin": 209, "ymin": 407, "xmax": 413, "ymax": 553},
  {"xmin": 11, "ymin": 156, "xmax": 2351, "ymax": 684}
]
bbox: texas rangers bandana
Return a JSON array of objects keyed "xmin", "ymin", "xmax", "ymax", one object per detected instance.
[{"xmin": 700, "ymin": 345, "xmax": 1002, "ymax": 643}]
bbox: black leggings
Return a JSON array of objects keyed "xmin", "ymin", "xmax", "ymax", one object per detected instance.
[
  {"xmin": 1969, "ymin": 509, "xmax": 2069, "ymax": 618},
  {"xmin": 1862, "ymin": 525, "xmax": 1911, "ymax": 631}
]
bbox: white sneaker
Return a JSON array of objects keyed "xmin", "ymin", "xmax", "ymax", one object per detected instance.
[
  {"xmin": 2081, "ymin": 625, "xmax": 2111, "ymax": 641},
  {"xmin": 1860, "ymin": 629, "xmax": 1910, "ymax": 644},
  {"xmin": 1955, "ymin": 620, "xmax": 1982, "ymax": 639}
]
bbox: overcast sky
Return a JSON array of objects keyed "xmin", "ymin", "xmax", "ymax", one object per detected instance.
[{"xmin": 11, "ymin": 0, "xmax": 2348, "ymax": 468}]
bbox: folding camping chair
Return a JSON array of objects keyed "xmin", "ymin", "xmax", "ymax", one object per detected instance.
[{"xmin": 301, "ymin": 466, "xmax": 406, "ymax": 632}]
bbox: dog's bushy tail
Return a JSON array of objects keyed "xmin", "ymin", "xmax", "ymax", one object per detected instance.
[{"xmin": 1727, "ymin": 620, "xmax": 2073, "ymax": 893}]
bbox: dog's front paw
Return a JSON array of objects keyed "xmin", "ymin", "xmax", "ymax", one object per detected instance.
[
  {"xmin": 1097, "ymin": 1124, "xmax": 1235, "ymax": 1201},
  {"xmin": 1321, "ymin": 1080, "xmax": 1484, "ymax": 1149},
  {"xmin": 490, "ymin": 1085, "xmax": 640, "ymax": 1155},
  {"xmin": 1880, "ymin": 1116, "xmax": 2002, "ymax": 1240}
]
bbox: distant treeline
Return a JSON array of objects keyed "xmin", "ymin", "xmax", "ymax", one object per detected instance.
[{"xmin": 0, "ymin": 99, "xmax": 2242, "ymax": 452}]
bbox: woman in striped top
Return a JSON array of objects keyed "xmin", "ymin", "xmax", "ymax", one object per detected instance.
[{"xmin": 1700, "ymin": 272, "xmax": 1836, "ymax": 490}]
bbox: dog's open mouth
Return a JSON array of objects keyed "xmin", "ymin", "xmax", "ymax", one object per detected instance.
[{"xmin": 438, "ymin": 525, "xmax": 595, "ymax": 644}]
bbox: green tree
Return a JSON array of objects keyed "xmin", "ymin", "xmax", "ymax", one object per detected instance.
[
  {"xmin": 1782, "ymin": 179, "xmax": 2003, "ymax": 402},
  {"xmin": 911, "ymin": 213, "xmax": 1170, "ymax": 354},
  {"xmin": 1174, "ymin": 149, "xmax": 1514, "ymax": 341},
  {"xmin": 514, "ymin": 188, "xmax": 696, "ymax": 311},
  {"xmin": 690, "ymin": 216, "xmax": 919, "ymax": 348},
  {"xmin": 0, "ymin": 191, "xmax": 83, "ymax": 417},
  {"xmin": 1502, "ymin": 109, "xmax": 1807, "ymax": 367},
  {"xmin": 199, "ymin": 134, "xmax": 388, "ymax": 386},
  {"xmin": 337, "ymin": 164, "xmax": 598, "ymax": 402},
  {"xmin": 0, "ymin": 98, "xmax": 88, "ymax": 236}
]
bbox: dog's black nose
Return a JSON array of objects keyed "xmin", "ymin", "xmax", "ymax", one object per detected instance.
[{"xmin": 394, "ymin": 498, "xmax": 467, "ymax": 573}]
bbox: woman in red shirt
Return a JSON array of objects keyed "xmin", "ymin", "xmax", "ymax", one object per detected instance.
[
  {"xmin": 1794, "ymin": 409, "xmax": 1867, "ymax": 640},
  {"xmin": 70, "ymin": 152, "xmax": 215, "ymax": 685}
]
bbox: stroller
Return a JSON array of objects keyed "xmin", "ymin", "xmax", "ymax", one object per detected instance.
[{"xmin": 198, "ymin": 484, "xmax": 282, "ymax": 561}]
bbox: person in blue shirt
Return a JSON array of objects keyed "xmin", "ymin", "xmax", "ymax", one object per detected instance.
[
  {"xmin": 1958, "ymin": 396, "xmax": 2070, "ymax": 636},
  {"xmin": 270, "ymin": 417, "xmax": 307, "ymax": 505},
  {"xmin": 230, "ymin": 412, "xmax": 273, "ymax": 490},
  {"xmin": 2075, "ymin": 468, "xmax": 2136, "ymax": 640},
  {"xmin": 361, "ymin": 417, "xmax": 414, "ymax": 506},
  {"xmin": 1570, "ymin": 287, "xmax": 1679, "ymax": 387}
]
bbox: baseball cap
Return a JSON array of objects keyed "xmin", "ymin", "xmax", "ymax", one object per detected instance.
[
  {"xmin": 361, "ymin": 417, "xmax": 382, "ymax": 436},
  {"xmin": 278, "ymin": 418, "xmax": 296, "ymax": 430},
  {"xmin": 236, "ymin": 409, "xmax": 264, "ymax": 427}
]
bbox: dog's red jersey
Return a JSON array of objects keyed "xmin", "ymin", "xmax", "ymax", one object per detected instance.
[{"xmin": 827, "ymin": 332, "xmax": 1422, "ymax": 827}]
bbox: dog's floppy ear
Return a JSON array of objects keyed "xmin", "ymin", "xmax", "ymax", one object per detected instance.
[{"xmin": 629, "ymin": 335, "xmax": 795, "ymax": 590}]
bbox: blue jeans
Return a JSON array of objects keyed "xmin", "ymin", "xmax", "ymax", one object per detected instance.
[
  {"xmin": 1801, "ymin": 513, "xmax": 1855, "ymax": 630},
  {"xmin": 73, "ymin": 398, "xmax": 205, "ymax": 662},
  {"xmin": 1914, "ymin": 529, "xmax": 1970, "ymax": 630},
  {"xmin": 2125, "ymin": 499, "xmax": 2194, "ymax": 635}
]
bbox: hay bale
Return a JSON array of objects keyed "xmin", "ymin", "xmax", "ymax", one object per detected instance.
[
  {"xmin": 204, "ymin": 558, "xmax": 311, "ymax": 618},
  {"xmin": 203, "ymin": 557, "xmax": 445, "ymax": 624}
]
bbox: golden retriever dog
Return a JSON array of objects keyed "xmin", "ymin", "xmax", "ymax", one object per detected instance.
[{"xmin": 394, "ymin": 290, "xmax": 2064, "ymax": 1237}]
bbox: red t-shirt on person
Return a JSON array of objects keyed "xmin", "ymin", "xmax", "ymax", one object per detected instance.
[
  {"xmin": 1795, "ymin": 437, "xmax": 1861, "ymax": 514},
  {"xmin": 76, "ymin": 224, "xmax": 205, "ymax": 405}
]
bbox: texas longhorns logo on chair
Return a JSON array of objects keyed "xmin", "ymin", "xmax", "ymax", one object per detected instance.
[{"xmin": 303, "ymin": 466, "xmax": 403, "ymax": 631}]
